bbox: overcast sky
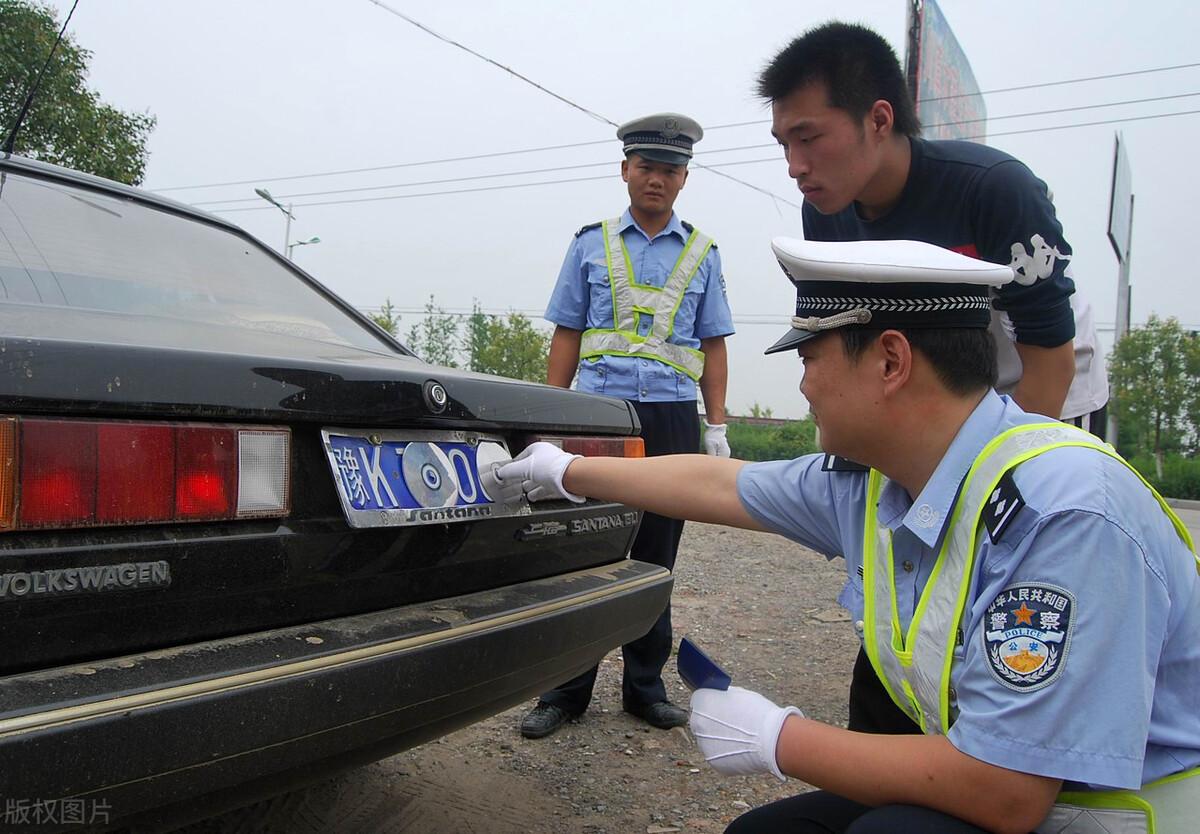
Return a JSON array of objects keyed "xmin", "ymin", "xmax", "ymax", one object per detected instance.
[{"xmin": 42, "ymin": 0, "xmax": 1200, "ymax": 418}]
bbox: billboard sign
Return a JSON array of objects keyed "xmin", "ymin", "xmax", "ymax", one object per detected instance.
[
  {"xmin": 905, "ymin": 0, "xmax": 987, "ymax": 142},
  {"xmin": 1107, "ymin": 133, "xmax": 1133, "ymax": 261}
]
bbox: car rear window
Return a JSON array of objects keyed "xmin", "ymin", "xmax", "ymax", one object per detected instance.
[{"xmin": 0, "ymin": 170, "xmax": 395, "ymax": 352}]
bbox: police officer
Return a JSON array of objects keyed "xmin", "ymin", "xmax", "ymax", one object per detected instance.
[
  {"xmin": 518, "ymin": 113, "xmax": 735, "ymax": 740},
  {"xmin": 491, "ymin": 238, "xmax": 1200, "ymax": 833}
]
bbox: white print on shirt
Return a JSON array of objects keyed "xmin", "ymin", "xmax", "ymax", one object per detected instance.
[{"xmin": 1008, "ymin": 234, "xmax": 1069, "ymax": 286}]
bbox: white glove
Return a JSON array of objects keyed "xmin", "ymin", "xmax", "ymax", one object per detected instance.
[
  {"xmin": 490, "ymin": 441, "xmax": 585, "ymax": 503},
  {"xmin": 478, "ymin": 457, "xmax": 525, "ymax": 504},
  {"xmin": 689, "ymin": 685, "xmax": 802, "ymax": 782},
  {"xmin": 703, "ymin": 421, "xmax": 730, "ymax": 457}
]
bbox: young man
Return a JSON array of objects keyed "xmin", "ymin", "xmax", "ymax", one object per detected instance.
[
  {"xmin": 759, "ymin": 20, "xmax": 1112, "ymax": 737},
  {"xmin": 760, "ymin": 21, "xmax": 1108, "ymax": 434},
  {"xmin": 487, "ymin": 238, "xmax": 1200, "ymax": 833},
  {"xmin": 518, "ymin": 113, "xmax": 735, "ymax": 740}
]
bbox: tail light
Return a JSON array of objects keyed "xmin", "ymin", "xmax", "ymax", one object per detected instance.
[
  {"xmin": 0, "ymin": 418, "xmax": 290, "ymax": 532},
  {"xmin": 530, "ymin": 435, "xmax": 645, "ymax": 458}
]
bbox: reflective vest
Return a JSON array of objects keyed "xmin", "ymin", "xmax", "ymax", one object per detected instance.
[
  {"xmin": 577, "ymin": 217, "xmax": 712, "ymax": 382},
  {"xmin": 860, "ymin": 422, "xmax": 1200, "ymax": 833}
]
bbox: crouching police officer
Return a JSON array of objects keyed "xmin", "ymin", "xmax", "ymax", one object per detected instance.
[{"xmin": 486, "ymin": 239, "xmax": 1200, "ymax": 833}]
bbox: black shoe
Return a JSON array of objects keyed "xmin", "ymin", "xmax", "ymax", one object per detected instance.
[
  {"xmin": 520, "ymin": 701, "xmax": 574, "ymax": 739},
  {"xmin": 625, "ymin": 700, "xmax": 688, "ymax": 730}
]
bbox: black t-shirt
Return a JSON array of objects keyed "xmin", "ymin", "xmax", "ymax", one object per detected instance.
[{"xmin": 802, "ymin": 138, "xmax": 1075, "ymax": 348}]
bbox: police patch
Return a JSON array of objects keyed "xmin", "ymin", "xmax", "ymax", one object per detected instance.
[{"xmin": 982, "ymin": 583, "xmax": 1074, "ymax": 692}]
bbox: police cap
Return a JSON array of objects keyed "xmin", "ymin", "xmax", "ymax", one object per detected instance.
[
  {"xmin": 764, "ymin": 238, "xmax": 1015, "ymax": 355},
  {"xmin": 616, "ymin": 113, "xmax": 703, "ymax": 166}
]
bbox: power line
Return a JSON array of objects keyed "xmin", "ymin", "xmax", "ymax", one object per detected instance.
[
  {"xmin": 928, "ymin": 91, "xmax": 1200, "ymax": 128},
  {"xmin": 354, "ymin": 306, "xmax": 1200, "ymax": 334},
  {"xmin": 921, "ymin": 61, "xmax": 1200, "ymax": 103},
  {"xmin": 206, "ymin": 107, "xmax": 1200, "ymax": 214},
  {"xmin": 364, "ymin": 0, "xmax": 614, "ymax": 127},
  {"xmin": 361, "ymin": 0, "xmax": 800, "ymax": 210},
  {"xmin": 154, "ymin": 139, "xmax": 614, "ymax": 192},
  {"xmin": 159, "ymin": 61, "xmax": 1200, "ymax": 193},
  {"xmin": 189, "ymin": 92, "xmax": 1200, "ymax": 208},
  {"xmin": 191, "ymin": 160, "xmax": 617, "ymax": 206}
]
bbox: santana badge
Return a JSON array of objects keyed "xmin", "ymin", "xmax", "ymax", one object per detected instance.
[{"xmin": 982, "ymin": 583, "xmax": 1074, "ymax": 692}]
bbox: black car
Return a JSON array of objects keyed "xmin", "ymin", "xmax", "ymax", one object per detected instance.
[{"xmin": 0, "ymin": 154, "xmax": 670, "ymax": 832}]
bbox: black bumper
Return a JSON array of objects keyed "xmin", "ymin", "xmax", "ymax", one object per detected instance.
[{"xmin": 0, "ymin": 560, "xmax": 672, "ymax": 831}]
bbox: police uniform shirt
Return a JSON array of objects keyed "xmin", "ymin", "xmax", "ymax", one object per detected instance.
[
  {"xmin": 736, "ymin": 390, "xmax": 1200, "ymax": 789},
  {"xmin": 803, "ymin": 138, "xmax": 1108, "ymax": 418},
  {"xmin": 544, "ymin": 209, "xmax": 734, "ymax": 402}
]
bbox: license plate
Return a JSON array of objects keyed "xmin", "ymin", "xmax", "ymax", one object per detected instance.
[{"xmin": 321, "ymin": 428, "xmax": 530, "ymax": 528}]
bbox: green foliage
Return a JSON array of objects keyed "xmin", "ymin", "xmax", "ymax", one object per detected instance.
[
  {"xmin": 405, "ymin": 295, "xmax": 460, "ymax": 368},
  {"xmin": 467, "ymin": 302, "xmax": 549, "ymax": 383},
  {"xmin": 1, "ymin": 0, "xmax": 155, "ymax": 184},
  {"xmin": 395, "ymin": 296, "xmax": 549, "ymax": 382},
  {"xmin": 748, "ymin": 402, "xmax": 774, "ymax": 419},
  {"xmin": 370, "ymin": 298, "xmax": 401, "ymax": 337},
  {"xmin": 1108, "ymin": 315, "xmax": 1200, "ymax": 473},
  {"xmin": 1126, "ymin": 454, "xmax": 1200, "ymax": 501},
  {"xmin": 725, "ymin": 417, "xmax": 818, "ymax": 461}
]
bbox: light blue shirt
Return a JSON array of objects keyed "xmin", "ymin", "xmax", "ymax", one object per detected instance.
[
  {"xmin": 544, "ymin": 209, "xmax": 734, "ymax": 402},
  {"xmin": 738, "ymin": 390, "xmax": 1200, "ymax": 790}
]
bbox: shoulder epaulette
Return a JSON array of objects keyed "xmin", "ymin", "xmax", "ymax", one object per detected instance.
[
  {"xmin": 574, "ymin": 221, "xmax": 602, "ymax": 238},
  {"xmin": 821, "ymin": 454, "xmax": 868, "ymax": 472},
  {"xmin": 680, "ymin": 220, "xmax": 717, "ymax": 248},
  {"xmin": 982, "ymin": 468, "xmax": 1025, "ymax": 544}
]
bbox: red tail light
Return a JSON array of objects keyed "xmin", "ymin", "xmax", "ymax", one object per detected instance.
[
  {"xmin": 175, "ymin": 427, "xmax": 237, "ymax": 519},
  {"xmin": 532, "ymin": 435, "xmax": 646, "ymax": 458},
  {"xmin": 0, "ymin": 418, "xmax": 290, "ymax": 532},
  {"xmin": 20, "ymin": 420, "xmax": 97, "ymax": 526}
]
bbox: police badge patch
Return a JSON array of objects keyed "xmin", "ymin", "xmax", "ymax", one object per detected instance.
[{"xmin": 982, "ymin": 583, "xmax": 1074, "ymax": 692}]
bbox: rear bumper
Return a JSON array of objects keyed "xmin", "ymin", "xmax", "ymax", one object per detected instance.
[{"xmin": 0, "ymin": 559, "xmax": 671, "ymax": 830}]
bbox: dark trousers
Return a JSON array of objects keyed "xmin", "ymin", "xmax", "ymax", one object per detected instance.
[
  {"xmin": 724, "ymin": 792, "xmax": 991, "ymax": 833},
  {"xmin": 1069, "ymin": 402, "xmax": 1108, "ymax": 441},
  {"xmin": 540, "ymin": 399, "xmax": 700, "ymax": 714}
]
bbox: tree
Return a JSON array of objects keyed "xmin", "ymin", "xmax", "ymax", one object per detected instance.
[
  {"xmin": 370, "ymin": 298, "xmax": 401, "ymax": 337},
  {"xmin": 1108, "ymin": 315, "xmax": 1200, "ymax": 476},
  {"xmin": 378, "ymin": 296, "xmax": 550, "ymax": 381},
  {"xmin": 467, "ymin": 302, "xmax": 549, "ymax": 383},
  {"xmin": 1, "ymin": 0, "xmax": 155, "ymax": 184},
  {"xmin": 404, "ymin": 295, "xmax": 461, "ymax": 368}
]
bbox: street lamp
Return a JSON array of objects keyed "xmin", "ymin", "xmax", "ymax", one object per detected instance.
[
  {"xmin": 254, "ymin": 187, "xmax": 296, "ymax": 258},
  {"xmin": 287, "ymin": 235, "xmax": 321, "ymax": 259}
]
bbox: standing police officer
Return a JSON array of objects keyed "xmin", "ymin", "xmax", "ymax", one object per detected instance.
[
  {"xmin": 492, "ymin": 238, "xmax": 1200, "ymax": 833},
  {"xmin": 518, "ymin": 113, "xmax": 735, "ymax": 740}
]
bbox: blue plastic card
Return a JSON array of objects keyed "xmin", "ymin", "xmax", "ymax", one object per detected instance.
[{"xmin": 677, "ymin": 636, "xmax": 732, "ymax": 691}]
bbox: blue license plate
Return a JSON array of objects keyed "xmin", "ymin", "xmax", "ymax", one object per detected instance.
[{"xmin": 321, "ymin": 429, "xmax": 529, "ymax": 528}]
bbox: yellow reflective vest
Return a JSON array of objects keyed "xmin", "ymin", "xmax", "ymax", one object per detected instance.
[
  {"xmin": 861, "ymin": 422, "xmax": 1200, "ymax": 833},
  {"xmin": 577, "ymin": 217, "xmax": 712, "ymax": 381}
]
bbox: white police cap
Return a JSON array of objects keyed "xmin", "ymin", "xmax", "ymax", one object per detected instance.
[
  {"xmin": 616, "ymin": 113, "xmax": 703, "ymax": 166},
  {"xmin": 765, "ymin": 238, "xmax": 1015, "ymax": 355}
]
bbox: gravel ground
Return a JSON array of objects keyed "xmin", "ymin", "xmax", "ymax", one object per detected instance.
[
  {"xmin": 379, "ymin": 520, "xmax": 861, "ymax": 834},
  {"xmin": 167, "ymin": 521, "xmax": 859, "ymax": 834}
]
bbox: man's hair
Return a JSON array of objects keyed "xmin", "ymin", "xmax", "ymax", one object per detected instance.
[
  {"xmin": 839, "ymin": 328, "xmax": 997, "ymax": 395},
  {"xmin": 757, "ymin": 22, "xmax": 921, "ymax": 137}
]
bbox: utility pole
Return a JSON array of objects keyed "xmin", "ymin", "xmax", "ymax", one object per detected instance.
[
  {"xmin": 254, "ymin": 187, "xmax": 297, "ymax": 259},
  {"xmin": 1106, "ymin": 134, "xmax": 1134, "ymax": 446}
]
